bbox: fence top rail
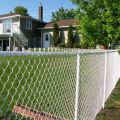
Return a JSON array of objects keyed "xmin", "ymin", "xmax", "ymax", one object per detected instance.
[{"xmin": 0, "ymin": 50, "xmax": 118, "ymax": 56}]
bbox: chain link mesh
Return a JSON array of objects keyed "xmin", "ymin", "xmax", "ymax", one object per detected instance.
[
  {"xmin": 77, "ymin": 52, "xmax": 105, "ymax": 120},
  {"xmin": 0, "ymin": 49, "xmax": 120, "ymax": 120},
  {"xmin": 105, "ymin": 52, "xmax": 117, "ymax": 101}
]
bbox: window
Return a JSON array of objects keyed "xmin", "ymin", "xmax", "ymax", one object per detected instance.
[
  {"xmin": 45, "ymin": 35, "xmax": 49, "ymax": 41},
  {"xmin": 3, "ymin": 19, "xmax": 12, "ymax": 33},
  {"xmin": 26, "ymin": 20, "xmax": 32, "ymax": 30}
]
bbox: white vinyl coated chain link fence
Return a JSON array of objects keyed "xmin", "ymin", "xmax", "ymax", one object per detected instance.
[{"xmin": 0, "ymin": 49, "xmax": 120, "ymax": 120}]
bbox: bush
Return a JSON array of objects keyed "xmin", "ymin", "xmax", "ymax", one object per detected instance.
[
  {"xmin": 118, "ymin": 49, "xmax": 120, "ymax": 55},
  {"xmin": 57, "ymin": 43, "xmax": 68, "ymax": 48},
  {"xmin": 73, "ymin": 42, "xmax": 81, "ymax": 48},
  {"xmin": 53, "ymin": 23, "xmax": 59, "ymax": 47},
  {"xmin": 67, "ymin": 25, "xmax": 73, "ymax": 48}
]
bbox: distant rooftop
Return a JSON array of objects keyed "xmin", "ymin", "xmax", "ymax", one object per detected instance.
[{"xmin": 44, "ymin": 19, "xmax": 78, "ymax": 29}]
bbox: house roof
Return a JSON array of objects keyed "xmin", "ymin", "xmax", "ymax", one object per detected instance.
[
  {"xmin": 43, "ymin": 19, "xmax": 78, "ymax": 29},
  {"xmin": 0, "ymin": 13, "xmax": 19, "ymax": 18},
  {"xmin": 0, "ymin": 13, "xmax": 47, "ymax": 23}
]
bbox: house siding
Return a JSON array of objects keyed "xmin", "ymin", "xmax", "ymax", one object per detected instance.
[
  {"xmin": 20, "ymin": 18, "xmax": 46, "ymax": 48},
  {"xmin": 0, "ymin": 17, "xmax": 20, "ymax": 34},
  {"xmin": 0, "ymin": 20, "xmax": 3, "ymax": 34},
  {"xmin": 42, "ymin": 27, "xmax": 78, "ymax": 47},
  {"xmin": 12, "ymin": 17, "xmax": 20, "ymax": 33}
]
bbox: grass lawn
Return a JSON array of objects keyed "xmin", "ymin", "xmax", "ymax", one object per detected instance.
[
  {"xmin": 0, "ymin": 53, "xmax": 77, "ymax": 120},
  {"xmin": 96, "ymin": 79, "xmax": 120, "ymax": 120}
]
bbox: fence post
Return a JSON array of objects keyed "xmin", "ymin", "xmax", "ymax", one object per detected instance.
[
  {"xmin": 114, "ymin": 51, "xmax": 117, "ymax": 87},
  {"xmin": 74, "ymin": 54, "xmax": 80, "ymax": 120},
  {"xmin": 103, "ymin": 51, "xmax": 107, "ymax": 108}
]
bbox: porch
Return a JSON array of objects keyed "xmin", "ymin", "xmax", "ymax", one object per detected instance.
[{"xmin": 0, "ymin": 34, "xmax": 15, "ymax": 51}]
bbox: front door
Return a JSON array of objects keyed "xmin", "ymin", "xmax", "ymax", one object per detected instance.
[{"xmin": 43, "ymin": 33, "xmax": 50, "ymax": 48}]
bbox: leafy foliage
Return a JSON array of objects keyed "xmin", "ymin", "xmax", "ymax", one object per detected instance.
[
  {"xmin": 71, "ymin": 0, "xmax": 120, "ymax": 49},
  {"xmin": 118, "ymin": 49, "xmax": 120, "ymax": 55},
  {"xmin": 53, "ymin": 23, "xmax": 59, "ymax": 47},
  {"xmin": 14, "ymin": 6, "xmax": 29, "ymax": 16},
  {"xmin": 51, "ymin": 7, "xmax": 76, "ymax": 21},
  {"xmin": 57, "ymin": 42, "xmax": 68, "ymax": 48}
]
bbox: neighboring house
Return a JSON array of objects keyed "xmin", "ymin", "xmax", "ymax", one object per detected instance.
[
  {"xmin": 0, "ymin": 4, "xmax": 79, "ymax": 51},
  {"xmin": 40, "ymin": 19, "xmax": 80, "ymax": 48},
  {"xmin": 0, "ymin": 4, "xmax": 46, "ymax": 51}
]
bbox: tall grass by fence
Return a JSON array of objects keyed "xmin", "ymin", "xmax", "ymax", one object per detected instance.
[{"xmin": 0, "ymin": 49, "xmax": 120, "ymax": 120}]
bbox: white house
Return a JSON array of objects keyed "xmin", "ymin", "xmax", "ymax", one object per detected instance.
[
  {"xmin": 0, "ymin": 4, "xmax": 46, "ymax": 51},
  {"xmin": 40, "ymin": 19, "xmax": 80, "ymax": 48}
]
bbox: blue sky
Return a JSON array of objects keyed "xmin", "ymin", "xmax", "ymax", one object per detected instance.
[{"xmin": 0, "ymin": 0, "xmax": 76, "ymax": 22}]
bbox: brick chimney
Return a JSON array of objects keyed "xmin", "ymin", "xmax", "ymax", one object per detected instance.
[{"xmin": 38, "ymin": 3, "xmax": 43, "ymax": 21}]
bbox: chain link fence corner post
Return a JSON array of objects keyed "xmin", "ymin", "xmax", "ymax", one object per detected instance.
[
  {"xmin": 114, "ymin": 51, "xmax": 117, "ymax": 87},
  {"xmin": 103, "ymin": 51, "xmax": 107, "ymax": 108},
  {"xmin": 74, "ymin": 53, "xmax": 80, "ymax": 120}
]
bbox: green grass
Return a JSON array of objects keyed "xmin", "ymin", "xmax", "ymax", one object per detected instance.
[
  {"xmin": 96, "ymin": 79, "xmax": 120, "ymax": 120},
  {"xmin": 0, "ymin": 54, "xmax": 77, "ymax": 120},
  {"xmin": 105, "ymin": 80, "xmax": 120, "ymax": 109}
]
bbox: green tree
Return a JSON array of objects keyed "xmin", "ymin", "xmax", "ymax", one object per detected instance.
[
  {"xmin": 68, "ymin": 25, "xmax": 74, "ymax": 48},
  {"xmin": 71, "ymin": 0, "xmax": 120, "ymax": 49},
  {"xmin": 51, "ymin": 7, "xmax": 76, "ymax": 21},
  {"xmin": 14, "ymin": 6, "xmax": 29, "ymax": 16},
  {"xmin": 53, "ymin": 23, "xmax": 59, "ymax": 47}
]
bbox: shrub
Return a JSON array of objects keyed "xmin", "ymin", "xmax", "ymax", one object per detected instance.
[
  {"xmin": 118, "ymin": 49, "xmax": 120, "ymax": 55},
  {"xmin": 53, "ymin": 23, "xmax": 59, "ymax": 47},
  {"xmin": 73, "ymin": 42, "xmax": 81, "ymax": 48},
  {"xmin": 67, "ymin": 25, "xmax": 73, "ymax": 48},
  {"xmin": 57, "ymin": 42, "xmax": 68, "ymax": 48}
]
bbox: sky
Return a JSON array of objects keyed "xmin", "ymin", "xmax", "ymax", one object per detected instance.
[{"xmin": 0, "ymin": 0, "xmax": 76, "ymax": 22}]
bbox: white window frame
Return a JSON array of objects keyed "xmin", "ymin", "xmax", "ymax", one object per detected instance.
[
  {"xmin": 2, "ymin": 19, "xmax": 12, "ymax": 33},
  {"xmin": 26, "ymin": 20, "xmax": 32, "ymax": 30}
]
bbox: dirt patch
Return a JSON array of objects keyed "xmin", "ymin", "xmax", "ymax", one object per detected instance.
[{"xmin": 13, "ymin": 105, "xmax": 66, "ymax": 120}]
